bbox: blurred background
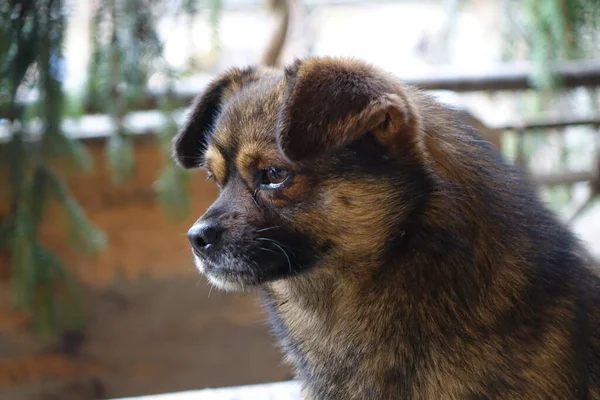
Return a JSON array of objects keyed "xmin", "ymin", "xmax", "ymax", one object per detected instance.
[{"xmin": 1, "ymin": 0, "xmax": 600, "ymax": 399}]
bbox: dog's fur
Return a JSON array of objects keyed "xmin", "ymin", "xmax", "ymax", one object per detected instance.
[{"xmin": 173, "ymin": 57, "xmax": 600, "ymax": 399}]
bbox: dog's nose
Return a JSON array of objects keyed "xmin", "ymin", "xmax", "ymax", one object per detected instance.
[{"xmin": 187, "ymin": 222, "xmax": 222, "ymax": 253}]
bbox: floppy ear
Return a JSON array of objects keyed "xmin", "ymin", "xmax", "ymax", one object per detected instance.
[
  {"xmin": 276, "ymin": 57, "xmax": 421, "ymax": 162},
  {"xmin": 172, "ymin": 67, "xmax": 260, "ymax": 169}
]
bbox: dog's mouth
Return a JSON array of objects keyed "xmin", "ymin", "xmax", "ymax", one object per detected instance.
[
  {"xmin": 191, "ymin": 240, "xmax": 312, "ymax": 291},
  {"xmin": 192, "ymin": 254, "xmax": 258, "ymax": 291}
]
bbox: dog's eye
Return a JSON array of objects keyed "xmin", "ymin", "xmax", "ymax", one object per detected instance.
[
  {"xmin": 260, "ymin": 167, "xmax": 291, "ymax": 188},
  {"xmin": 206, "ymin": 172, "xmax": 222, "ymax": 188}
]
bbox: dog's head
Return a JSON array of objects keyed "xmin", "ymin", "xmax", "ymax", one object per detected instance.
[{"xmin": 173, "ymin": 57, "xmax": 432, "ymax": 291}]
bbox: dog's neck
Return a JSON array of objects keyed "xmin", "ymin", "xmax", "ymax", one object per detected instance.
[{"xmin": 261, "ymin": 214, "xmax": 535, "ymax": 398}]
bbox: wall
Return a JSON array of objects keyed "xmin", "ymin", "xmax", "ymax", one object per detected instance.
[{"xmin": 28, "ymin": 135, "xmax": 218, "ymax": 286}]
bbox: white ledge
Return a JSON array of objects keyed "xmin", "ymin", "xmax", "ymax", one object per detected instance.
[{"xmin": 112, "ymin": 381, "xmax": 301, "ymax": 400}]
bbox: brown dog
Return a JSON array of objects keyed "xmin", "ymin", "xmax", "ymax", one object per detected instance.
[{"xmin": 173, "ymin": 57, "xmax": 600, "ymax": 399}]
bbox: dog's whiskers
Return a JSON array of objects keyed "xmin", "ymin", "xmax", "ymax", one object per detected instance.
[
  {"xmin": 255, "ymin": 226, "xmax": 280, "ymax": 233},
  {"xmin": 259, "ymin": 239, "xmax": 293, "ymax": 274},
  {"xmin": 259, "ymin": 246, "xmax": 281, "ymax": 256},
  {"xmin": 256, "ymin": 237, "xmax": 297, "ymax": 258},
  {"xmin": 251, "ymin": 189, "xmax": 261, "ymax": 209}
]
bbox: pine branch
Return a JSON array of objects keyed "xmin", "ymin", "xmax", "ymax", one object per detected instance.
[
  {"xmin": 84, "ymin": 0, "xmax": 195, "ymax": 218},
  {"xmin": 515, "ymin": 0, "xmax": 600, "ymax": 90},
  {"xmin": 154, "ymin": 84, "xmax": 192, "ymax": 221},
  {"xmin": 43, "ymin": 165, "xmax": 106, "ymax": 255},
  {"xmin": 1, "ymin": 0, "xmax": 103, "ymax": 339},
  {"xmin": 209, "ymin": 0, "xmax": 223, "ymax": 55}
]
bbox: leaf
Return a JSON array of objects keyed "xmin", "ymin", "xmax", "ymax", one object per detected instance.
[
  {"xmin": 62, "ymin": 195, "xmax": 107, "ymax": 255},
  {"xmin": 43, "ymin": 166, "xmax": 106, "ymax": 255},
  {"xmin": 106, "ymin": 131, "xmax": 135, "ymax": 184},
  {"xmin": 9, "ymin": 207, "xmax": 34, "ymax": 309},
  {"xmin": 2, "ymin": 0, "xmax": 94, "ymax": 339},
  {"xmin": 154, "ymin": 165, "xmax": 191, "ymax": 221},
  {"xmin": 47, "ymin": 133, "xmax": 94, "ymax": 173},
  {"xmin": 29, "ymin": 166, "xmax": 50, "ymax": 228},
  {"xmin": 208, "ymin": 0, "xmax": 222, "ymax": 55},
  {"xmin": 0, "ymin": 217, "xmax": 10, "ymax": 251},
  {"xmin": 29, "ymin": 243, "xmax": 83, "ymax": 336}
]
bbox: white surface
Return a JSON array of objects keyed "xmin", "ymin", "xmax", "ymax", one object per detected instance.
[{"xmin": 112, "ymin": 381, "xmax": 301, "ymax": 400}]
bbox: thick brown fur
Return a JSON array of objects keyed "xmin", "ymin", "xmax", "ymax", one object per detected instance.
[{"xmin": 173, "ymin": 56, "xmax": 600, "ymax": 399}]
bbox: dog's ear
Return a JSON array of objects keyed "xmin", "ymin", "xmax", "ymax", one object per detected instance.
[
  {"xmin": 172, "ymin": 67, "xmax": 261, "ymax": 169},
  {"xmin": 276, "ymin": 57, "xmax": 421, "ymax": 162}
]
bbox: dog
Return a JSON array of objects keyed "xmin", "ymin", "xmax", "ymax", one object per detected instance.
[{"xmin": 172, "ymin": 57, "xmax": 600, "ymax": 399}]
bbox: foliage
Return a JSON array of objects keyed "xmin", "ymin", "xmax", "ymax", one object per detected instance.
[
  {"xmin": 155, "ymin": 86, "xmax": 193, "ymax": 221},
  {"xmin": 499, "ymin": 0, "xmax": 600, "ymax": 215},
  {"xmin": 0, "ymin": 0, "xmax": 221, "ymax": 339},
  {"xmin": 0, "ymin": 0, "xmax": 105, "ymax": 337},
  {"xmin": 502, "ymin": 0, "xmax": 600, "ymax": 89},
  {"xmin": 84, "ymin": 0, "xmax": 201, "ymax": 200},
  {"xmin": 86, "ymin": 0, "xmax": 164, "ymax": 183}
]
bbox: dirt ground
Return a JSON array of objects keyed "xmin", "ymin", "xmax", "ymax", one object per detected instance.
[{"xmin": 0, "ymin": 275, "xmax": 290, "ymax": 400}]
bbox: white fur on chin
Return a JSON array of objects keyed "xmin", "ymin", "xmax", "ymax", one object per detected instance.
[{"xmin": 193, "ymin": 254, "xmax": 245, "ymax": 292}]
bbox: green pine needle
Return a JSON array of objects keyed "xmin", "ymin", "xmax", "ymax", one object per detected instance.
[
  {"xmin": 155, "ymin": 166, "xmax": 191, "ymax": 221},
  {"xmin": 106, "ymin": 131, "xmax": 135, "ymax": 184}
]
